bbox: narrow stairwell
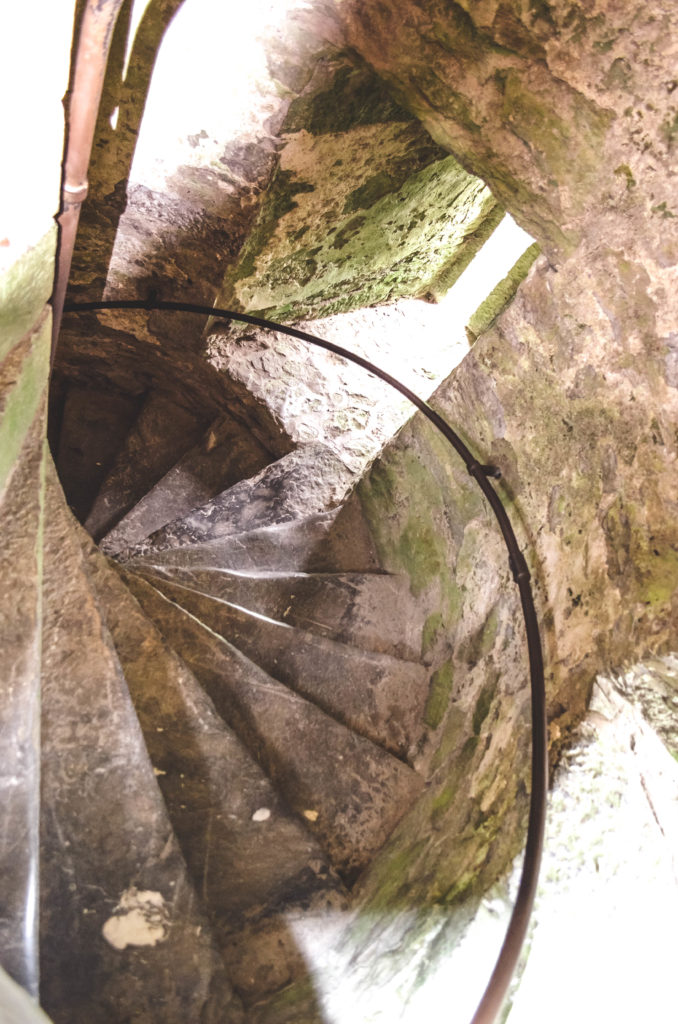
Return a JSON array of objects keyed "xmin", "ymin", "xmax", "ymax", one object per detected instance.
[{"xmin": 40, "ymin": 385, "xmax": 433, "ymax": 1020}]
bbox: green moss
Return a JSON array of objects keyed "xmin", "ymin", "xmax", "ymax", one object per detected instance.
[
  {"xmin": 661, "ymin": 110, "xmax": 678, "ymax": 150},
  {"xmin": 651, "ymin": 201, "xmax": 675, "ymax": 219},
  {"xmin": 431, "ymin": 782, "xmax": 456, "ymax": 823},
  {"xmin": 421, "ymin": 612, "xmax": 444, "ymax": 658},
  {"xmin": 472, "ymin": 676, "xmax": 497, "ymax": 735},
  {"xmin": 500, "ymin": 70, "xmax": 613, "ymax": 205},
  {"xmin": 284, "ymin": 62, "xmax": 413, "ymax": 136},
  {"xmin": 233, "ymin": 169, "xmax": 315, "ymax": 283},
  {"xmin": 362, "ymin": 838, "xmax": 429, "ymax": 912},
  {"xmin": 425, "ymin": 661, "xmax": 454, "ymax": 729},
  {"xmin": 614, "ymin": 164, "xmax": 636, "ymax": 189},
  {"xmin": 0, "ymin": 226, "xmax": 56, "ymax": 362},
  {"xmin": 397, "ymin": 515, "xmax": 447, "ymax": 596},
  {"xmin": 0, "ymin": 314, "xmax": 51, "ymax": 496},
  {"xmin": 232, "ymin": 128, "xmax": 501, "ymax": 320},
  {"xmin": 467, "ymin": 242, "xmax": 540, "ymax": 340}
]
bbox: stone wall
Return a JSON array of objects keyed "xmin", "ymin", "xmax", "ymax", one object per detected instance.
[
  {"xmin": 322, "ymin": 0, "xmax": 678, "ymax": 910},
  {"xmin": 0, "ymin": 0, "xmax": 75, "ymax": 995}
]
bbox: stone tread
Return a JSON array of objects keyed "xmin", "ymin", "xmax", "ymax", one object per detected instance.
[
  {"xmin": 55, "ymin": 385, "xmax": 142, "ymax": 522},
  {"xmin": 85, "ymin": 540, "xmax": 348, "ymax": 925},
  {"xmin": 123, "ymin": 572, "xmax": 424, "ymax": 885},
  {"xmin": 124, "ymin": 506, "xmax": 380, "ymax": 575},
  {"xmin": 0, "ymin": 411, "xmax": 45, "ymax": 997},
  {"xmin": 131, "ymin": 570, "xmax": 429, "ymax": 761},
  {"xmin": 84, "ymin": 391, "xmax": 207, "ymax": 541},
  {"xmin": 40, "ymin": 466, "xmax": 242, "ymax": 1024},
  {"xmin": 100, "ymin": 410, "xmax": 273, "ymax": 555},
  {"xmin": 133, "ymin": 563, "xmax": 422, "ymax": 660},
  {"xmin": 125, "ymin": 443, "xmax": 355, "ymax": 558},
  {"xmin": 84, "ymin": 541, "xmax": 349, "ymax": 1004}
]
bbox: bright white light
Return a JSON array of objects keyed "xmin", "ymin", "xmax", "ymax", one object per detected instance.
[{"xmin": 439, "ymin": 213, "xmax": 535, "ymax": 325}]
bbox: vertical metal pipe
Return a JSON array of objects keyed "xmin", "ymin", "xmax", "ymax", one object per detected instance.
[{"xmin": 51, "ymin": 0, "xmax": 125, "ymax": 360}]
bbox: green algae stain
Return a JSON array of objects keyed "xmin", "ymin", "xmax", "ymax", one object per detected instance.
[
  {"xmin": 425, "ymin": 660, "xmax": 454, "ymax": 729},
  {"xmin": 467, "ymin": 241, "xmax": 540, "ymax": 340},
  {"xmin": 234, "ymin": 169, "xmax": 315, "ymax": 283},
  {"xmin": 397, "ymin": 515, "xmax": 447, "ymax": 596},
  {"xmin": 472, "ymin": 676, "xmax": 497, "ymax": 735},
  {"xmin": 421, "ymin": 612, "xmax": 444, "ymax": 658},
  {"xmin": 0, "ymin": 314, "xmax": 51, "ymax": 497}
]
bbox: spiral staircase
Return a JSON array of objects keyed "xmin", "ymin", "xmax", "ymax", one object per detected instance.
[{"xmin": 39, "ymin": 379, "xmax": 432, "ymax": 1023}]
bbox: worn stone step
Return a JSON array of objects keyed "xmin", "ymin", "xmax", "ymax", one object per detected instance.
[
  {"xmin": 124, "ymin": 501, "xmax": 380, "ymax": 576},
  {"xmin": 136, "ymin": 564, "xmax": 422, "ymax": 661},
  {"xmin": 133, "ymin": 572, "xmax": 429, "ymax": 762},
  {"xmin": 126, "ymin": 443, "xmax": 354, "ymax": 559},
  {"xmin": 55, "ymin": 384, "xmax": 142, "ymax": 522},
  {"xmin": 0, "ymin": 407, "xmax": 46, "ymax": 998},
  {"xmin": 84, "ymin": 391, "xmax": 208, "ymax": 541},
  {"xmin": 123, "ymin": 573, "xmax": 423, "ymax": 885},
  {"xmin": 83, "ymin": 540, "xmax": 348, "ymax": 1002},
  {"xmin": 40, "ymin": 467, "xmax": 242, "ymax": 1024},
  {"xmin": 100, "ymin": 410, "xmax": 274, "ymax": 555}
]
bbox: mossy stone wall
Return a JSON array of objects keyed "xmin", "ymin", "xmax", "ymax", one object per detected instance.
[{"xmin": 222, "ymin": 56, "xmax": 503, "ymax": 321}]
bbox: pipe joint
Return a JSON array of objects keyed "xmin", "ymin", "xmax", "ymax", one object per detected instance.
[{"xmin": 62, "ymin": 180, "xmax": 90, "ymax": 206}]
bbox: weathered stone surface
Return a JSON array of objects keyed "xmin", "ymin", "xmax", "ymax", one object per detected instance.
[
  {"xmin": 55, "ymin": 385, "xmax": 142, "ymax": 522},
  {"xmin": 0, "ymin": 410, "xmax": 46, "ymax": 997},
  {"xmin": 126, "ymin": 503, "xmax": 380, "ymax": 576},
  {"xmin": 0, "ymin": 311, "xmax": 51, "ymax": 497},
  {"xmin": 101, "ymin": 410, "xmax": 276, "ymax": 555},
  {"xmin": 131, "ymin": 572, "xmax": 429, "ymax": 761},
  {"xmin": 466, "ymin": 240, "xmax": 540, "ymax": 343},
  {"xmin": 612, "ymin": 654, "xmax": 678, "ymax": 760},
  {"xmin": 129, "ymin": 565, "xmax": 422, "ymax": 660},
  {"xmin": 83, "ymin": 540, "xmax": 348, "ymax": 1003},
  {"xmin": 222, "ymin": 54, "xmax": 502, "ymax": 321},
  {"xmin": 127, "ymin": 443, "xmax": 354, "ymax": 558},
  {"xmin": 40, "ymin": 468, "xmax": 242, "ymax": 1024},
  {"xmin": 0, "ymin": 229, "xmax": 57, "ymax": 365},
  {"xmin": 122, "ymin": 574, "xmax": 424, "ymax": 884},
  {"xmin": 84, "ymin": 391, "xmax": 208, "ymax": 540}
]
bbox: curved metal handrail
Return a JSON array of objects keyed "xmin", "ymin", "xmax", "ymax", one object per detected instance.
[{"xmin": 62, "ymin": 296, "xmax": 548, "ymax": 1024}]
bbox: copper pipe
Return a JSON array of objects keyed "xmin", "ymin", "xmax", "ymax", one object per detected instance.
[{"xmin": 51, "ymin": 0, "xmax": 125, "ymax": 360}]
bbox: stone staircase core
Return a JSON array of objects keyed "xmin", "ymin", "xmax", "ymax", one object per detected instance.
[{"xmin": 36, "ymin": 387, "xmax": 433, "ymax": 1021}]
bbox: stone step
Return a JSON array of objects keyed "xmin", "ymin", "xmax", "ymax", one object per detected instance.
[
  {"xmin": 0, "ymin": 409, "xmax": 46, "ymax": 998},
  {"xmin": 124, "ymin": 502, "xmax": 380, "ymax": 576},
  {"xmin": 55, "ymin": 384, "xmax": 142, "ymax": 522},
  {"xmin": 136, "ymin": 564, "xmax": 422, "ymax": 661},
  {"xmin": 133, "ymin": 572, "xmax": 429, "ymax": 762},
  {"xmin": 40, "ymin": 468, "xmax": 242, "ymax": 1024},
  {"xmin": 126, "ymin": 443, "xmax": 354, "ymax": 558},
  {"xmin": 123, "ymin": 573, "xmax": 423, "ymax": 885},
  {"xmin": 84, "ymin": 392, "xmax": 207, "ymax": 541},
  {"xmin": 100, "ymin": 410, "xmax": 274, "ymax": 555},
  {"xmin": 83, "ymin": 541, "xmax": 348, "ymax": 1003}
]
